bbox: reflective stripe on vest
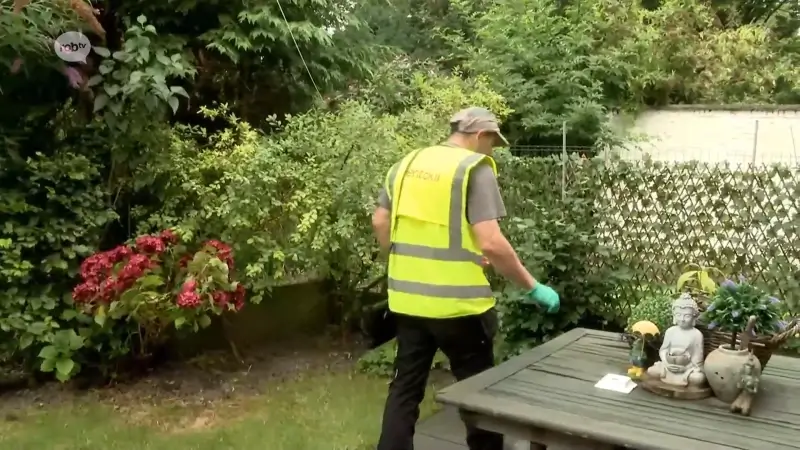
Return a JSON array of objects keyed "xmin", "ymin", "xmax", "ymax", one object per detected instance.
[{"xmin": 388, "ymin": 151, "xmax": 492, "ymax": 300}]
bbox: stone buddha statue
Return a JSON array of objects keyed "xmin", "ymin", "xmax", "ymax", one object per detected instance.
[{"xmin": 646, "ymin": 293, "xmax": 706, "ymax": 387}]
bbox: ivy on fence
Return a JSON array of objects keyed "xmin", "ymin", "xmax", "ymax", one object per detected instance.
[
  {"xmin": 594, "ymin": 159, "xmax": 800, "ymax": 312},
  {"xmin": 486, "ymin": 152, "xmax": 800, "ymax": 357}
]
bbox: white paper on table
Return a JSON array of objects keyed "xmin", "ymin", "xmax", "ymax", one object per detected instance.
[{"xmin": 594, "ymin": 373, "xmax": 637, "ymax": 394}]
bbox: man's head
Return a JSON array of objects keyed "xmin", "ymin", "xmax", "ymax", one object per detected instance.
[{"xmin": 447, "ymin": 107, "xmax": 509, "ymax": 156}]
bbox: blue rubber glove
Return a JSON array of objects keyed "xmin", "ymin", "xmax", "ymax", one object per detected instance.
[{"xmin": 527, "ymin": 284, "xmax": 560, "ymax": 313}]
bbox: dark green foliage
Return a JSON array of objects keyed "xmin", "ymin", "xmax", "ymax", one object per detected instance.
[
  {"xmin": 493, "ymin": 153, "xmax": 633, "ymax": 357},
  {"xmin": 627, "ymin": 293, "xmax": 674, "ymax": 335},
  {"xmin": 3, "ymin": 0, "xmax": 800, "ymax": 384},
  {"xmin": 701, "ymin": 278, "xmax": 783, "ymax": 336}
]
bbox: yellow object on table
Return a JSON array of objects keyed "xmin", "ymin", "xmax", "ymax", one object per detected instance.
[
  {"xmin": 627, "ymin": 366, "xmax": 644, "ymax": 380},
  {"xmin": 630, "ymin": 320, "xmax": 660, "ymax": 337}
]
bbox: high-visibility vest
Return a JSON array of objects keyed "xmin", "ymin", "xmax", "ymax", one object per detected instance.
[{"xmin": 384, "ymin": 144, "xmax": 497, "ymax": 318}]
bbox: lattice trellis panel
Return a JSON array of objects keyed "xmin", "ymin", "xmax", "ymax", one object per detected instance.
[{"xmin": 592, "ymin": 159, "xmax": 800, "ymax": 311}]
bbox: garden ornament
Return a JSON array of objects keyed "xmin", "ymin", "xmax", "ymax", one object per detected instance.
[
  {"xmin": 627, "ymin": 320, "xmax": 660, "ymax": 379},
  {"xmin": 730, "ymin": 353, "xmax": 761, "ymax": 415},
  {"xmin": 646, "ymin": 293, "xmax": 706, "ymax": 387},
  {"xmin": 705, "ymin": 315, "xmax": 763, "ymax": 404}
]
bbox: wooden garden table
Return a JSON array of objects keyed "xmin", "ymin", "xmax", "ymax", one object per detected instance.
[{"xmin": 436, "ymin": 328, "xmax": 800, "ymax": 450}]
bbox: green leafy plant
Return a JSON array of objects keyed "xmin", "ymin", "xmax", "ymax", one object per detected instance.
[
  {"xmin": 37, "ymin": 329, "xmax": 85, "ymax": 382},
  {"xmin": 627, "ymin": 293, "xmax": 674, "ymax": 336},
  {"xmin": 138, "ymin": 68, "xmax": 509, "ymax": 326},
  {"xmin": 676, "ymin": 263, "xmax": 725, "ymax": 301},
  {"xmin": 495, "ymin": 155, "xmax": 633, "ymax": 358},
  {"xmin": 88, "ymin": 15, "xmax": 194, "ymax": 131},
  {"xmin": 700, "ymin": 277, "xmax": 783, "ymax": 348}
]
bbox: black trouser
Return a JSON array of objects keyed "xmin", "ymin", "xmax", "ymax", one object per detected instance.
[{"xmin": 377, "ymin": 309, "xmax": 504, "ymax": 450}]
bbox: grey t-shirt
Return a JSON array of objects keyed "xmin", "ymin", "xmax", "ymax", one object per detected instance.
[{"xmin": 376, "ymin": 161, "xmax": 506, "ymax": 224}]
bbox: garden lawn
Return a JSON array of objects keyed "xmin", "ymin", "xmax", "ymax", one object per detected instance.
[{"xmin": 0, "ymin": 370, "xmax": 441, "ymax": 450}]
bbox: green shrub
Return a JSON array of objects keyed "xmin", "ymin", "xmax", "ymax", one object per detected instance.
[
  {"xmin": 627, "ymin": 293, "xmax": 674, "ymax": 335},
  {"xmin": 494, "ymin": 155, "xmax": 634, "ymax": 358},
  {"xmin": 140, "ymin": 69, "xmax": 510, "ymax": 326}
]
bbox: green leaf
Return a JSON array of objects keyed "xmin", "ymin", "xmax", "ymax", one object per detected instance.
[
  {"xmin": 168, "ymin": 96, "xmax": 179, "ymax": 114},
  {"xmin": 95, "ymin": 304, "xmax": 107, "ymax": 326},
  {"xmin": 38, "ymin": 345, "xmax": 58, "ymax": 360},
  {"xmin": 40, "ymin": 358, "xmax": 56, "ymax": 373},
  {"xmin": 676, "ymin": 271, "xmax": 697, "ymax": 291},
  {"xmin": 104, "ymin": 85, "xmax": 120, "ymax": 97},
  {"xmin": 93, "ymin": 46, "xmax": 111, "ymax": 57},
  {"xmin": 198, "ymin": 314, "xmax": 212, "ymax": 328},
  {"xmin": 698, "ymin": 271, "xmax": 717, "ymax": 294},
  {"xmin": 19, "ymin": 334, "xmax": 34, "ymax": 350},
  {"xmin": 170, "ymin": 86, "xmax": 189, "ymax": 98},
  {"xmin": 137, "ymin": 15, "xmax": 147, "ymax": 24},
  {"xmin": 87, "ymin": 75, "xmax": 103, "ymax": 87},
  {"xmin": 139, "ymin": 275, "xmax": 164, "ymax": 288},
  {"xmin": 68, "ymin": 331, "xmax": 85, "ymax": 350},
  {"xmin": 55, "ymin": 358, "xmax": 75, "ymax": 378},
  {"xmin": 93, "ymin": 94, "xmax": 109, "ymax": 112},
  {"xmin": 156, "ymin": 52, "xmax": 171, "ymax": 65},
  {"xmin": 174, "ymin": 317, "xmax": 187, "ymax": 328}
]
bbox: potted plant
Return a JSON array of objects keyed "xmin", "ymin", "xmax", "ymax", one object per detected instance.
[
  {"xmin": 699, "ymin": 277, "xmax": 796, "ymax": 369},
  {"xmin": 627, "ymin": 292, "xmax": 673, "ymax": 336},
  {"xmin": 623, "ymin": 292, "xmax": 673, "ymax": 368},
  {"xmin": 676, "ymin": 263, "xmax": 725, "ymax": 307}
]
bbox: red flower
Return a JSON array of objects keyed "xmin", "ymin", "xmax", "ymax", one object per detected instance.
[
  {"xmin": 181, "ymin": 278, "xmax": 197, "ymax": 292},
  {"xmin": 79, "ymin": 254, "xmax": 112, "ymax": 281},
  {"xmin": 98, "ymin": 278, "xmax": 117, "ymax": 302},
  {"xmin": 106, "ymin": 245, "xmax": 133, "ymax": 264},
  {"xmin": 79, "ymin": 245, "xmax": 136, "ymax": 283},
  {"xmin": 135, "ymin": 235, "xmax": 166, "ymax": 254},
  {"xmin": 160, "ymin": 229, "xmax": 178, "ymax": 244},
  {"xmin": 178, "ymin": 254, "xmax": 192, "ymax": 268},
  {"xmin": 205, "ymin": 240, "xmax": 230, "ymax": 253},
  {"xmin": 81, "ymin": 253, "xmax": 114, "ymax": 280},
  {"xmin": 72, "ymin": 282, "xmax": 98, "ymax": 303},
  {"xmin": 117, "ymin": 254, "xmax": 155, "ymax": 290},
  {"xmin": 176, "ymin": 290, "xmax": 202, "ymax": 308},
  {"xmin": 204, "ymin": 240, "xmax": 234, "ymax": 269},
  {"xmin": 212, "ymin": 290, "xmax": 230, "ymax": 306},
  {"xmin": 232, "ymin": 284, "xmax": 246, "ymax": 311}
]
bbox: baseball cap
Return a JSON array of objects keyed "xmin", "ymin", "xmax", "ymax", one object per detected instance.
[{"xmin": 450, "ymin": 107, "xmax": 509, "ymax": 147}]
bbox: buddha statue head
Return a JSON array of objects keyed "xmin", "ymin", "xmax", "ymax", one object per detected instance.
[{"xmin": 672, "ymin": 293, "xmax": 699, "ymax": 329}]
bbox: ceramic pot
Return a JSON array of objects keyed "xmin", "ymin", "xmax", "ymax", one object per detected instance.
[{"xmin": 704, "ymin": 345, "xmax": 761, "ymax": 403}]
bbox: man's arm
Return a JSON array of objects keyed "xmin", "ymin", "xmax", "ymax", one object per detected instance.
[
  {"xmin": 372, "ymin": 188, "xmax": 392, "ymax": 253},
  {"xmin": 467, "ymin": 164, "xmax": 536, "ymax": 290}
]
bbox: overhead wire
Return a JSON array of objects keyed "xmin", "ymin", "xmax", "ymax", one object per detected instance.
[{"xmin": 275, "ymin": 0, "xmax": 324, "ymax": 100}]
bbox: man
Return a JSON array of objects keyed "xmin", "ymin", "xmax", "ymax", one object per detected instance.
[{"xmin": 372, "ymin": 107, "xmax": 560, "ymax": 450}]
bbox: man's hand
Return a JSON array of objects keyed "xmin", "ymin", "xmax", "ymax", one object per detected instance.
[{"xmin": 526, "ymin": 284, "xmax": 560, "ymax": 313}]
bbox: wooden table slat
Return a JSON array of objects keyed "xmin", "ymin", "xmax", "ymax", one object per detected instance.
[{"xmin": 437, "ymin": 328, "xmax": 800, "ymax": 450}]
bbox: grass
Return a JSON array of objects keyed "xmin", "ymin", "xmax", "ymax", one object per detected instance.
[{"xmin": 0, "ymin": 370, "xmax": 442, "ymax": 450}]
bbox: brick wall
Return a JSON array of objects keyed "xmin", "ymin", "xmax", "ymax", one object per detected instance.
[{"xmin": 614, "ymin": 107, "xmax": 800, "ymax": 165}]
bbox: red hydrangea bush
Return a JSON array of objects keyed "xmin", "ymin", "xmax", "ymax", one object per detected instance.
[{"xmin": 72, "ymin": 229, "xmax": 245, "ymax": 354}]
